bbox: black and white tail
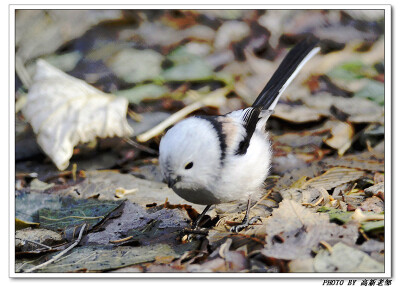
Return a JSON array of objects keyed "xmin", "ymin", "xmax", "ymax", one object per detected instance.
[
  {"xmin": 235, "ymin": 36, "xmax": 320, "ymax": 156},
  {"xmin": 252, "ymin": 36, "xmax": 320, "ymax": 110}
]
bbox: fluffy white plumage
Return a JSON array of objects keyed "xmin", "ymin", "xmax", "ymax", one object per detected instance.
[
  {"xmin": 159, "ymin": 109, "xmax": 271, "ymax": 205},
  {"xmin": 158, "ymin": 36, "xmax": 320, "ymax": 231}
]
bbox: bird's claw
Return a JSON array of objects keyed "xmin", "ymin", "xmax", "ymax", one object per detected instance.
[{"xmin": 230, "ymin": 216, "xmax": 261, "ymax": 233}]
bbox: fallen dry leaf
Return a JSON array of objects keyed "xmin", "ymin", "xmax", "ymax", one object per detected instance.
[
  {"xmin": 313, "ymin": 242, "xmax": 384, "ymax": 272},
  {"xmin": 303, "ymin": 167, "xmax": 365, "ymax": 190},
  {"xmin": 323, "ymin": 120, "xmax": 354, "ymax": 156},
  {"xmin": 364, "ymin": 182, "xmax": 384, "ymax": 200},
  {"xmin": 16, "ymin": 228, "xmax": 64, "ymax": 252},
  {"xmin": 261, "ymin": 199, "xmax": 359, "ymax": 260},
  {"xmin": 273, "ymin": 104, "xmax": 325, "ymax": 123},
  {"xmin": 55, "ymin": 170, "xmax": 205, "ymax": 212},
  {"xmin": 322, "ymin": 151, "xmax": 384, "ymax": 172},
  {"xmin": 279, "ymin": 186, "xmax": 322, "ymax": 205},
  {"xmin": 303, "ymin": 93, "xmax": 384, "ymax": 124},
  {"xmin": 22, "ymin": 60, "xmax": 133, "ymax": 170},
  {"xmin": 360, "ymin": 196, "xmax": 384, "ymax": 213}
]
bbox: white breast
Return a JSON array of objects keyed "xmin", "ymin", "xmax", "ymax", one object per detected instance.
[{"xmin": 205, "ymin": 112, "xmax": 272, "ymax": 203}]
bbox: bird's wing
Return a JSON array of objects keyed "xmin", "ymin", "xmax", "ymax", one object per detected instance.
[
  {"xmin": 234, "ymin": 107, "xmax": 262, "ymax": 155},
  {"xmin": 234, "ymin": 36, "xmax": 320, "ymax": 156}
]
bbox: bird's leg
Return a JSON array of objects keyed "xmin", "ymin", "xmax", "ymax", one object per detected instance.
[
  {"xmin": 230, "ymin": 196, "xmax": 261, "ymax": 233},
  {"xmin": 191, "ymin": 205, "xmax": 211, "ymax": 229}
]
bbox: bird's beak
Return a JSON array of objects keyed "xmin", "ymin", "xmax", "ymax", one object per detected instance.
[
  {"xmin": 167, "ymin": 177, "xmax": 177, "ymax": 188},
  {"xmin": 166, "ymin": 175, "xmax": 180, "ymax": 188}
]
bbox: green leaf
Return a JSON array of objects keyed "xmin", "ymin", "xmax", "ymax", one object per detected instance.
[
  {"xmin": 108, "ymin": 48, "xmax": 164, "ymax": 83},
  {"xmin": 39, "ymin": 51, "xmax": 82, "ymax": 72},
  {"xmin": 327, "ymin": 61, "xmax": 366, "ymax": 81},
  {"xmin": 38, "ymin": 197, "xmax": 122, "ymax": 232},
  {"xmin": 167, "ymin": 45, "xmax": 197, "ymax": 65},
  {"xmin": 354, "ymin": 80, "xmax": 384, "ymax": 106},
  {"xmin": 16, "ymin": 191, "xmax": 62, "ymax": 224},
  {"xmin": 23, "ymin": 243, "xmax": 198, "ymax": 273},
  {"xmin": 317, "ymin": 207, "xmax": 384, "ymax": 233},
  {"xmin": 115, "ymin": 84, "xmax": 169, "ymax": 104},
  {"xmin": 361, "ymin": 220, "xmax": 384, "ymax": 233},
  {"xmin": 29, "ymin": 178, "xmax": 55, "ymax": 191},
  {"xmin": 15, "ymin": 218, "xmax": 40, "ymax": 230},
  {"xmin": 327, "ymin": 60, "xmax": 378, "ymax": 81},
  {"xmin": 161, "ymin": 59, "xmax": 214, "ymax": 82},
  {"xmin": 317, "ymin": 207, "xmax": 353, "ymax": 224},
  {"xmin": 162, "ymin": 45, "xmax": 214, "ymax": 82}
]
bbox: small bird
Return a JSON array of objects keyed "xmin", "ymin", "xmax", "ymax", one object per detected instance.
[{"xmin": 159, "ymin": 36, "xmax": 320, "ymax": 232}]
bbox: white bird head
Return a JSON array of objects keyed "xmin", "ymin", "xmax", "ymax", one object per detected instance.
[{"xmin": 158, "ymin": 117, "xmax": 223, "ymax": 204}]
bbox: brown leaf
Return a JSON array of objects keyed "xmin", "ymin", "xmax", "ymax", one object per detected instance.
[
  {"xmin": 303, "ymin": 93, "xmax": 384, "ymax": 124},
  {"xmin": 303, "ymin": 167, "xmax": 365, "ymax": 190},
  {"xmin": 279, "ymin": 186, "xmax": 324, "ymax": 205},
  {"xmin": 322, "ymin": 151, "xmax": 384, "ymax": 172},
  {"xmin": 373, "ymin": 172, "xmax": 385, "ymax": 184},
  {"xmin": 15, "ymin": 228, "xmax": 65, "ymax": 253},
  {"xmin": 364, "ymin": 182, "xmax": 384, "ymax": 200},
  {"xmin": 314, "ymin": 242, "xmax": 384, "ymax": 272},
  {"xmin": 360, "ymin": 196, "xmax": 384, "ymax": 213},
  {"xmin": 272, "ymin": 104, "xmax": 325, "ymax": 123},
  {"xmin": 261, "ymin": 200, "xmax": 359, "ymax": 260},
  {"xmin": 154, "ymin": 255, "xmax": 175, "ymax": 264},
  {"xmin": 358, "ymin": 239, "xmax": 385, "ymax": 263},
  {"xmin": 273, "ymin": 162, "xmax": 323, "ymax": 191}
]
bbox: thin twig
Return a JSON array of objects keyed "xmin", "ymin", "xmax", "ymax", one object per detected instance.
[
  {"xmin": 16, "ymin": 238, "xmax": 52, "ymax": 250},
  {"xmin": 302, "ymin": 196, "xmax": 324, "ymax": 207},
  {"xmin": 25, "ymin": 224, "xmax": 86, "ymax": 273},
  {"xmin": 252, "ymin": 189, "xmax": 273, "ymax": 209},
  {"xmin": 109, "ymin": 236, "xmax": 134, "ymax": 244},
  {"xmin": 72, "ymin": 163, "xmax": 78, "ymax": 182},
  {"xmin": 319, "ymin": 240, "xmax": 333, "ymax": 254},
  {"xmin": 127, "ymin": 109, "xmax": 143, "ymax": 122},
  {"xmin": 15, "ymin": 95, "xmax": 28, "ymax": 113},
  {"xmin": 123, "ymin": 138, "xmax": 159, "ymax": 155},
  {"xmin": 40, "ymin": 215, "xmax": 103, "ymax": 221},
  {"xmin": 359, "ymin": 228, "xmax": 370, "ymax": 241}
]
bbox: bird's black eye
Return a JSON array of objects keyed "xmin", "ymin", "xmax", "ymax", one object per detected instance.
[{"xmin": 184, "ymin": 162, "xmax": 193, "ymax": 169}]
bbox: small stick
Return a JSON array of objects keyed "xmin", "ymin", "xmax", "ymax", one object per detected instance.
[
  {"xmin": 72, "ymin": 163, "xmax": 78, "ymax": 182},
  {"xmin": 252, "ymin": 189, "xmax": 273, "ymax": 209},
  {"xmin": 123, "ymin": 138, "xmax": 159, "ymax": 155},
  {"xmin": 109, "ymin": 236, "xmax": 134, "ymax": 244},
  {"xmin": 127, "ymin": 109, "xmax": 143, "ymax": 122},
  {"xmin": 359, "ymin": 228, "xmax": 370, "ymax": 241},
  {"xmin": 302, "ymin": 196, "xmax": 324, "ymax": 207},
  {"xmin": 319, "ymin": 240, "xmax": 333, "ymax": 254},
  {"xmin": 25, "ymin": 224, "xmax": 86, "ymax": 273},
  {"xmin": 16, "ymin": 238, "xmax": 52, "ymax": 250}
]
